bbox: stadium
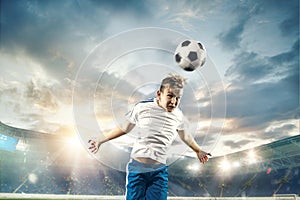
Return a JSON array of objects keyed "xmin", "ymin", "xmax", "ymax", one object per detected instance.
[{"xmin": 0, "ymin": 121, "xmax": 299, "ymax": 200}]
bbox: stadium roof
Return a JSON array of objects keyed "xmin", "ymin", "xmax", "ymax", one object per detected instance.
[
  {"xmin": 0, "ymin": 121, "xmax": 59, "ymax": 140},
  {"xmin": 1, "ymin": 121, "xmax": 299, "ymax": 175},
  {"xmin": 169, "ymin": 135, "xmax": 300, "ymax": 177}
]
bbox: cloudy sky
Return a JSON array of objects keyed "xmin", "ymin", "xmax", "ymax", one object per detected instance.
[{"xmin": 0, "ymin": 0, "xmax": 299, "ymax": 158}]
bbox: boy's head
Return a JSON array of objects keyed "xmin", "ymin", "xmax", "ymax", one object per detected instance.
[{"xmin": 157, "ymin": 74, "xmax": 186, "ymax": 112}]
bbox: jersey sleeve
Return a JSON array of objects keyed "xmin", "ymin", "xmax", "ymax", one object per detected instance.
[
  {"xmin": 177, "ymin": 112, "xmax": 189, "ymax": 131},
  {"xmin": 125, "ymin": 103, "xmax": 139, "ymax": 124}
]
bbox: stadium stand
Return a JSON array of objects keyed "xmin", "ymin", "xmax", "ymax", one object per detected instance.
[{"xmin": 0, "ymin": 121, "xmax": 299, "ymax": 199}]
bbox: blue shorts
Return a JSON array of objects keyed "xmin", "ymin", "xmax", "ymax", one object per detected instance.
[{"xmin": 125, "ymin": 159, "xmax": 168, "ymax": 200}]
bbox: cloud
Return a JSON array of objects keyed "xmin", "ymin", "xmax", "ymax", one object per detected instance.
[
  {"xmin": 279, "ymin": 11, "xmax": 299, "ymax": 37},
  {"xmin": 218, "ymin": 2, "xmax": 258, "ymax": 50},
  {"xmin": 0, "ymin": 67, "xmax": 74, "ymax": 131},
  {"xmin": 270, "ymin": 39, "xmax": 299, "ymax": 66},
  {"xmin": 222, "ymin": 38, "xmax": 299, "ymax": 134},
  {"xmin": 225, "ymin": 76, "xmax": 298, "ymax": 131},
  {"xmin": 223, "ymin": 139, "xmax": 254, "ymax": 150},
  {"xmin": 218, "ymin": 18, "xmax": 248, "ymax": 50},
  {"xmin": 225, "ymin": 52, "xmax": 273, "ymax": 84},
  {"xmin": 263, "ymin": 123, "xmax": 298, "ymax": 140},
  {"xmin": 217, "ymin": 0, "xmax": 299, "ymax": 51},
  {"xmin": 93, "ymin": 72, "xmax": 144, "ymax": 122},
  {"xmin": 157, "ymin": 0, "xmax": 222, "ymax": 33},
  {"xmin": 1, "ymin": 0, "xmax": 116, "ymax": 80},
  {"xmin": 87, "ymin": 0, "xmax": 151, "ymax": 16},
  {"xmin": 257, "ymin": 0, "xmax": 299, "ymax": 37},
  {"xmin": 0, "ymin": 79, "xmax": 45, "ymax": 129},
  {"xmin": 0, "ymin": 82, "xmax": 22, "ymax": 116},
  {"xmin": 25, "ymin": 78, "xmax": 59, "ymax": 112}
]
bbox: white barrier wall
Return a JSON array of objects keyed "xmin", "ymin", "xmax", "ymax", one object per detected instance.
[{"xmin": 0, "ymin": 193, "xmax": 299, "ymax": 200}]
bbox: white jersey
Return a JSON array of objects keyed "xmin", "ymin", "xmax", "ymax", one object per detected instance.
[{"xmin": 126, "ymin": 98, "xmax": 186, "ymax": 164}]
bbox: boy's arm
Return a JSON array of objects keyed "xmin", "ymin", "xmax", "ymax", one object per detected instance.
[
  {"xmin": 177, "ymin": 130, "xmax": 211, "ymax": 163},
  {"xmin": 88, "ymin": 120, "xmax": 135, "ymax": 154}
]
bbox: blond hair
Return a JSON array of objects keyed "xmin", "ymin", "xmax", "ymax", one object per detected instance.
[{"xmin": 159, "ymin": 74, "xmax": 187, "ymax": 91}]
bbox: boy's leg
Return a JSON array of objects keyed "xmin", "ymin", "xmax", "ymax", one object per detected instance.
[
  {"xmin": 125, "ymin": 160, "xmax": 147, "ymax": 200},
  {"xmin": 145, "ymin": 166, "xmax": 168, "ymax": 200},
  {"xmin": 126, "ymin": 172, "xmax": 147, "ymax": 200}
]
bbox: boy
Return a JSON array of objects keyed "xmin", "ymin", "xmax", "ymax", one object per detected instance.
[{"xmin": 88, "ymin": 74, "xmax": 211, "ymax": 200}]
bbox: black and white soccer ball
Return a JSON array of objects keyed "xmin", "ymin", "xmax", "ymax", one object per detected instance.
[{"xmin": 174, "ymin": 39, "xmax": 206, "ymax": 71}]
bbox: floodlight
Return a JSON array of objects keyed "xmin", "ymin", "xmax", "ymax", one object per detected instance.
[
  {"xmin": 219, "ymin": 159, "xmax": 231, "ymax": 171},
  {"xmin": 233, "ymin": 161, "xmax": 240, "ymax": 168},
  {"xmin": 187, "ymin": 163, "xmax": 200, "ymax": 171}
]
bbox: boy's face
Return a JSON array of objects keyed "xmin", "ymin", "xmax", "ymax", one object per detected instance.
[{"xmin": 157, "ymin": 87, "xmax": 183, "ymax": 112}]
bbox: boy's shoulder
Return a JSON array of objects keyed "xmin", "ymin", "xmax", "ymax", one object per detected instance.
[
  {"xmin": 133, "ymin": 98, "xmax": 156, "ymax": 110},
  {"xmin": 139, "ymin": 98, "xmax": 155, "ymax": 104}
]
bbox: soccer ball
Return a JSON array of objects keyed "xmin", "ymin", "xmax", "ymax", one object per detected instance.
[{"xmin": 174, "ymin": 39, "xmax": 207, "ymax": 71}]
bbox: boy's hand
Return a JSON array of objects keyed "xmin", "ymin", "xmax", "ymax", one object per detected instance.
[
  {"xmin": 197, "ymin": 150, "xmax": 211, "ymax": 164},
  {"xmin": 88, "ymin": 139, "xmax": 101, "ymax": 154}
]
